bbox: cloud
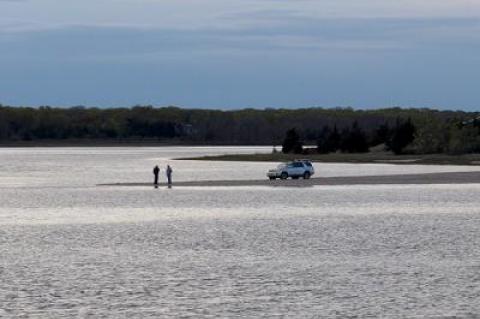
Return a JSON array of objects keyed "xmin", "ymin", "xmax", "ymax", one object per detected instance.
[
  {"xmin": 1, "ymin": 0, "xmax": 480, "ymax": 34},
  {"xmin": 1, "ymin": 17, "xmax": 479, "ymax": 62}
]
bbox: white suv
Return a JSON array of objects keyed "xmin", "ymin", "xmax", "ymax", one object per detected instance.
[{"xmin": 267, "ymin": 160, "xmax": 315, "ymax": 180}]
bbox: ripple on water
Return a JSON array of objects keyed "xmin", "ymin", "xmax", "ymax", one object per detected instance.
[{"xmin": 2, "ymin": 147, "xmax": 480, "ymax": 317}]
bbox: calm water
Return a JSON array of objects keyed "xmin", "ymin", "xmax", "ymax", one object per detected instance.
[{"xmin": 1, "ymin": 147, "xmax": 480, "ymax": 318}]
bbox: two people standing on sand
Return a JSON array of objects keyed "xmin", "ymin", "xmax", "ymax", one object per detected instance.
[{"xmin": 153, "ymin": 165, "xmax": 173, "ymax": 187}]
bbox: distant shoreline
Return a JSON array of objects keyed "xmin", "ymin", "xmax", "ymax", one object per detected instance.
[
  {"xmin": 176, "ymin": 152, "xmax": 480, "ymax": 166},
  {"xmin": 0, "ymin": 140, "xmax": 272, "ymax": 148},
  {"xmin": 2, "ymin": 142, "xmax": 479, "ymax": 166}
]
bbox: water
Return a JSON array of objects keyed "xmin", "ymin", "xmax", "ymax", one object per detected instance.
[{"xmin": 1, "ymin": 147, "xmax": 480, "ymax": 318}]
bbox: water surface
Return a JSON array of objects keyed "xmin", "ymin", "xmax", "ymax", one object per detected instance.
[{"xmin": 1, "ymin": 147, "xmax": 480, "ymax": 318}]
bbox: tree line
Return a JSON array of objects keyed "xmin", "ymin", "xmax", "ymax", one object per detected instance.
[
  {"xmin": 0, "ymin": 104, "xmax": 479, "ymax": 154},
  {"xmin": 282, "ymin": 119, "xmax": 417, "ymax": 155}
]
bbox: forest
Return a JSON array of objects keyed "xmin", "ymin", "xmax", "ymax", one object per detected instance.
[{"xmin": 0, "ymin": 104, "xmax": 479, "ymax": 155}]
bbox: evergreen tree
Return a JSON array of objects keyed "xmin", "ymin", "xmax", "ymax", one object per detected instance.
[
  {"xmin": 339, "ymin": 122, "xmax": 369, "ymax": 153},
  {"xmin": 371, "ymin": 123, "xmax": 391, "ymax": 146},
  {"xmin": 317, "ymin": 124, "xmax": 341, "ymax": 154},
  {"xmin": 387, "ymin": 118, "xmax": 416, "ymax": 154},
  {"xmin": 329, "ymin": 125, "xmax": 341, "ymax": 152},
  {"xmin": 316, "ymin": 126, "xmax": 332, "ymax": 154},
  {"xmin": 282, "ymin": 128, "xmax": 303, "ymax": 154}
]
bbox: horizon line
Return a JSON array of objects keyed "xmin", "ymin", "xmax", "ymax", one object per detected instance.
[{"xmin": 0, "ymin": 103, "xmax": 476, "ymax": 113}]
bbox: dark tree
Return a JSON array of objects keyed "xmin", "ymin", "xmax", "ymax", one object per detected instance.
[
  {"xmin": 339, "ymin": 122, "xmax": 369, "ymax": 153},
  {"xmin": 387, "ymin": 118, "xmax": 416, "ymax": 154},
  {"xmin": 371, "ymin": 123, "xmax": 391, "ymax": 146},
  {"xmin": 282, "ymin": 128, "xmax": 303, "ymax": 154},
  {"xmin": 329, "ymin": 125, "xmax": 341, "ymax": 152},
  {"xmin": 317, "ymin": 125, "xmax": 341, "ymax": 154},
  {"xmin": 316, "ymin": 126, "xmax": 332, "ymax": 154}
]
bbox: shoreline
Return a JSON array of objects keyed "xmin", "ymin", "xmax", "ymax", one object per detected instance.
[
  {"xmin": 98, "ymin": 171, "xmax": 480, "ymax": 188},
  {"xmin": 1, "ymin": 143, "xmax": 479, "ymax": 166},
  {"xmin": 0, "ymin": 140, "xmax": 273, "ymax": 148},
  {"xmin": 176, "ymin": 152, "xmax": 480, "ymax": 166}
]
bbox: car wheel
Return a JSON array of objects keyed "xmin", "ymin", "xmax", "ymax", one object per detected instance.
[
  {"xmin": 303, "ymin": 172, "xmax": 311, "ymax": 179},
  {"xmin": 280, "ymin": 172, "xmax": 288, "ymax": 180}
]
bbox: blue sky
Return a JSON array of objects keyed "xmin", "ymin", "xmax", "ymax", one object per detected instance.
[{"xmin": 0, "ymin": 0, "xmax": 479, "ymax": 110}]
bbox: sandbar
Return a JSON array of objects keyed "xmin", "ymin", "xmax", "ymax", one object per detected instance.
[{"xmin": 99, "ymin": 171, "xmax": 480, "ymax": 188}]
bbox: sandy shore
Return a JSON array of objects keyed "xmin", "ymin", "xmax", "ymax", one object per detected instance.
[{"xmin": 99, "ymin": 171, "xmax": 480, "ymax": 188}]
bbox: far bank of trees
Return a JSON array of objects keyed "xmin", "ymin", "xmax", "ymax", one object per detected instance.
[
  {"xmin": 282, "ymin": 119, "xmax": 416, "ymax": 155},
  {"xmin": 282, "ymin": 116, "xmax": 480, "ymax": 155},
  {"xmin": 0, "ymin": 104, "xmax": 479, "ymax": 155}
]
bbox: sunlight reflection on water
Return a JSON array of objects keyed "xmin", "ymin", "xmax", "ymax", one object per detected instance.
[{"xmin": 1, "ymin": 147, "xmax": 480, "ymax": 317}]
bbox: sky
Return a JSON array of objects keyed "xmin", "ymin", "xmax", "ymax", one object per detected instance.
[{"xmin": 0, "ymin": 0, "xmax": 479, "ymax": 110}]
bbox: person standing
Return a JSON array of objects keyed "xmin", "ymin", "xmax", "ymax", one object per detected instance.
[
  {"xmin": 166, "ymin": 165, "xmax": 173, "ymax": 186},
  {"xmin": 153, "ymin": 165, "xmax": 160, "ymax": 186}
]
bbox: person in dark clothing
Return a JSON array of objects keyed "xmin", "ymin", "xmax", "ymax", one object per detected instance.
[
  {"xmin": 166, "ymin": 165, "xmax": 173, "ymax": 186},
  {"xmin": 153, "ymin": 165, "xmax": 160, "ymax": 186}
]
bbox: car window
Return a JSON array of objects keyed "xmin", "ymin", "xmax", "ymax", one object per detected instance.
[
  {"xmin": 304, "ymin": 162, "xmax": 312, "ymax": 167},
  {"xmin": 293, "ymin": 162, "xmax": 303, "ymax": 167}
]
